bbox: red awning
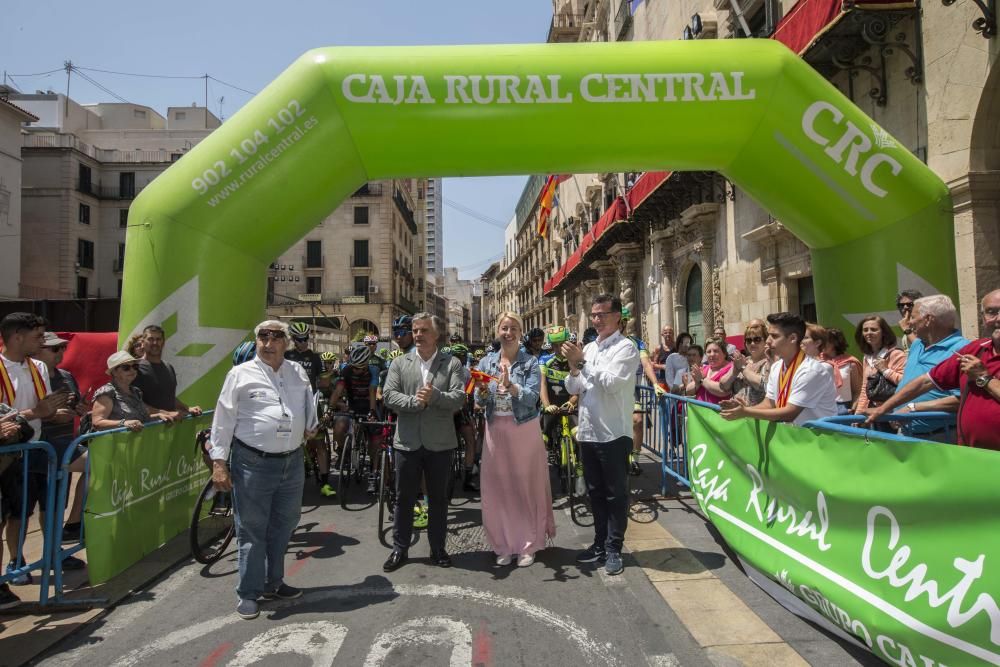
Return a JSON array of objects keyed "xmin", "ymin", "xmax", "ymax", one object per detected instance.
[
  {"xmin": 627, "ymin": 171, "xmax": 671, "ymax": 211},
  {"xmin": 544, "ymin": 197, "xmax": 628, "ymax": 293},
  {"xmin": 772, "ymin": 0, "xmax": 915, "ymax": 55}
]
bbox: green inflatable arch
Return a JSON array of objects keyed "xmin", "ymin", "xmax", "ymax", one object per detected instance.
[{"xmin": 121, "ymin": 39, "xmax": 956, "ymax": 404}]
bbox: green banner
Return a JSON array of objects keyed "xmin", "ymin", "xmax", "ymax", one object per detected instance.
[
  {"xmin": 83, "ymin": 416, "xmax": 212, "ymax": 584},
  {"xmin": 686, "ymin": 406, "xmax": 1000, "ymax": 666}
]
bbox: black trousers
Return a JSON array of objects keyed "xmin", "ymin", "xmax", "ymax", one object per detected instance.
[
  {"xmin": 579, "ymin": 437, "xmax": 631, "ymax": 553},
  {"xmin": 392, "ymin": 446, "xmax": 453, "ymax": 554}
]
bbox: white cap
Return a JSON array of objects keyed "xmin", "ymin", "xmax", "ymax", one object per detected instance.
[{"xmin": 106, "ymin": 350, "xmax": 139, "ymax": 375}]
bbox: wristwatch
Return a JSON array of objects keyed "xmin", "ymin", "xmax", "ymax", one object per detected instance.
[
  {"xmin": 974, "ymin": 374, "xmax": 994, "ymax": 388},
  {"xmin": 119, "ymin": 419, "xmax": 126, "ymax": 427},
  {"xmin": 575, "ymin": 360, "xmax": 586, "ymax": 371}
]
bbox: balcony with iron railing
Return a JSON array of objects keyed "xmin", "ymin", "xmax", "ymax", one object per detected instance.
[
  {"xmin": 547, "ymin": 13, "xmax": 587, "ymax": 42},
  {"xmin": 351, "ymin": 253, "xmax": 373, "ymax": 268},
  {"xmin": 302, "ymin": 255, "xmax": 325, "ymax": 271},
  {"xmin": 75, "ymin": 179, "xmax": 142, "ymax": 200},
  {"xmin": 392, "ymin": 188, "xmax": 418, "ymax": 235}
]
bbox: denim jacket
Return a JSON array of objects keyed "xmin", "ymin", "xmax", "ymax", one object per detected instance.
[{"xmin": 474, "ymin": 349, "xmax": 541, "ymax": 425}]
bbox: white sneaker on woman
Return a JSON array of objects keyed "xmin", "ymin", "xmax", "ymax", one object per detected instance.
[
  {"xmin": 496, "ymin": 555, "xmax": 512, "ymax": 566},
  {"xmin": 517, "ymin": 554, "xmax": 535, "ymax": 568}
]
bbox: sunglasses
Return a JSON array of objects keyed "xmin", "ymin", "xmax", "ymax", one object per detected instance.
[
  {"xmin": 392, "ymin": 328, "xmax": 411, "ymax": 336},
  {"xmin": 116, "ymin": 363, "xmax": 140, "ymax": 372},
  {"xmin": 257, "ymin": 330, "xmax": 287, "ymax": 341},
  {"xmin": 744, "ymin": 336, "xmax": 764, "ymax": 344},
  {"xmin": 897, "ymin": 302, "xmax": 914, "ymax": 313}
]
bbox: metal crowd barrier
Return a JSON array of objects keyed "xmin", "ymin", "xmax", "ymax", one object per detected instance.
[
  {"xmin": 633, "ymin": 387, "xmax": 957, "ymax": 497},
  {"xmin": 49, "ymin": 411, "xmax": 214, "ymax": 604},
  {"xmin": 0, "ymin": 440, "xmax": 59, "ymax": 605}
]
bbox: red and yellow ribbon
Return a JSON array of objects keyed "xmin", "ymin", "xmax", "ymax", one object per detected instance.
[
  {"xmin": 776, "ymin": 350, "xmax": 804, "ymax": 408},
  {"xmin": 0, "ymin": 355, "xmax": 47, "ymax": 405}
]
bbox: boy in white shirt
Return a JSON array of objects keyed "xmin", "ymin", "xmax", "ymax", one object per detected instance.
[{"xmin": 720, "ymin": 312, "xmax": 837, "ymax": 426}]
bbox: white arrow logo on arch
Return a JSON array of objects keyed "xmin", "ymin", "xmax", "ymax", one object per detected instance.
[{"xmin": 126, "ymin": 277, "xmax": 250, "ymax": 396}]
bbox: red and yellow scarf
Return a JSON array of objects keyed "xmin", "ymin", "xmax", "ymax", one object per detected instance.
[
  {"xmin": 776, "ymin": 351, "xmax": 805, "ymax": 408},
  {"xmin": 0, "ymin": 354, "xmax": 47, "ymax": 405}
]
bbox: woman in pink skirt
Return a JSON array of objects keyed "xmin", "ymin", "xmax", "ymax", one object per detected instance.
[{"xmin": 474, "ymin": 312, "xmax": 555, "ymax": 567}]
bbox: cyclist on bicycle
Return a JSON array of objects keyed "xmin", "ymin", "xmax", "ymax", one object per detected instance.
[
  {"xmin": 284, "ymin": 322, "xmax": 334, "ymax": 495},
  {"xmin": 618, "ymin": 308, "xmax": 665, "ymax": 476},
  {"xmin": 317, "ymin": 351, "xmax": 339, "ymax": 399},
  {"xmin": 447, "ymin": 344, "xmax": 479, "ymax": 492},
  {"xmin": 285, "ymin": 322, "xmax": 323, "ymax": 388},
  {"xmin": 329, "ymin": 344, "xmax": 384, "ymax": 493},
  {"xmin": 539, "ymin": 327, "xmax": 578, "ymax": 455}
]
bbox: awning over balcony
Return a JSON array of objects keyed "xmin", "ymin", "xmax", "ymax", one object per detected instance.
[
  {"xmin": 772, "ymin": 0, "xmax": 915, "ymax": 55},
  {"xmin": 543, "ymin": 171, "xmax": 672, "ymax": 295}
]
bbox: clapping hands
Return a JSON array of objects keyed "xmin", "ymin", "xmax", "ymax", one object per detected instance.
[{"xmin": 416, "ymin": 381, "xmax": 436, "ymax": 408}]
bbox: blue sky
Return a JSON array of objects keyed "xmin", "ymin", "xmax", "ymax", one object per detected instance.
[{"xmin": 1, "ymin": 0, "xmax": 550, "ymax": 278}]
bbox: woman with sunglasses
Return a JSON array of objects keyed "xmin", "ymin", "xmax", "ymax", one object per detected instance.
[
  {"xmin": 91, "ymin": 351, "xmax": 167, "ymax": 432},
  {"xmin": 724, "ymin": 321, "xmax": 772, "ymax": 406}
]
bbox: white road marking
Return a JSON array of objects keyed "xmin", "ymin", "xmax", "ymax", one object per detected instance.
[
  {"xmin": 106, "ymin": 582, "xmax": 620, "ymax": 666},
  {"xmin": 228, "ymin": 621, "xmax": 347, "ymax": 666},
  {"xmin": 646, "ymin": 654, "xmax": 680, "ymax": 667},
  {"xmin": 363, "ymin": 617, "xmax": 471, "ymax": 667}
]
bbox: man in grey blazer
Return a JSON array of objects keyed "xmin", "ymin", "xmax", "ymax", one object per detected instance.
[{"xmin": 382, "ymin": 312, "xmax": 467, "ymax": 571}]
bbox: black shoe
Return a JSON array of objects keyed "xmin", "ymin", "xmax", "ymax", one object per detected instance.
[
  {"xmin": 575, "ymin": 545, "xmax": 607, "ymax": 563},
  {"xmin": 431, "ymin": 551, "xmax": 453, "ymax": 568},
  {"xmin": 0, "ymin": 583, "xmax": 20, "ymax": 610},
  {"xmin": 366, "ymin": 478, "xmax": 377, "ymax": 494},
  {"xmin": 62, "ymin": 556, "xmax": 87, "ymax": 571},
  {"xmin": 62, "ymin": 522, "xmax": 81, "ymax": 543},
  {"xmin": 383, "ymin": 550, "xmax": 408, "ymax": 572},
  {"xmin": 629, "ymin": 460, "xmax": 641, "ymax": 476}
]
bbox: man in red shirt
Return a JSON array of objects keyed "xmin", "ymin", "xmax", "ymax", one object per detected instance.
[{"xmin": 865, "ymin": 289, "xmax": 1000, "ymax": 450}]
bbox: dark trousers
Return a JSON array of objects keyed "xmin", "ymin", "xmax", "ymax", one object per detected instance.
[
  {"xmin": 580, "ymin": 437, "xmax": 631, "ymax": 553},
  {"xmin": 392, "ymin": 446, "xmax": 453, "ymax": 554}
]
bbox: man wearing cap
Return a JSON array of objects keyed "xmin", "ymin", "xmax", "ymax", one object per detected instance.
[{"xmin": 208, "ymin": 320, "xmax": 318, "ymax": 620}]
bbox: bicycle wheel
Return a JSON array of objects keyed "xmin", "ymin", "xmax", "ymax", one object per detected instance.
[
  {"xmin": 190, "ymin": 479, "xmax": 235, "ymax": 565},
  {"xmin": 338, "ymin": 434, "xmax": 354, "ymax": 509},
  {"xmin": 377, "ymin": 448, "xmax": 394, "ymax": 547},
  {"xmin": 354, "ymin": 427, "xmax": 369, "ymax": 484},
  {"xmin": 568, "ymin": 440, "xmax": 593, "ymax": 527},
  {"xmin": 446, "ymin": 445, "xmax": 462, "ymax": 501}
]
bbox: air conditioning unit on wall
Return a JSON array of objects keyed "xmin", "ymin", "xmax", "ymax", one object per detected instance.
[{"xmin": 369, "ymin": 285, "xmax": 380, "ymax": 294}]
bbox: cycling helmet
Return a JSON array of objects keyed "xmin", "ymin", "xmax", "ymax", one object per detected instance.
[
  {"xmin": 392, "ymin": 315, "xmax": 413, "ymax": 332},
  {"xmin": 541, "ymin": 341, "xmax": 553, "ymax": 352},
  {"xmin": 569, "ymin": 332, "xmax": 578, "ymax": 343},
  {"xmin": 387, "ymin": 349, "xmax": 404, "ymax": 360},
  {"xmin": 547, "ymin": 326, "xmax": 569, "ymax": 344},
  {"xmin": 320, "ymin": 351, "xmax": 336, "ymax": 362},
  {"xmin": 232, "ymin": 341, "xmax": 256, "ymax": 365},
  {"xmin": 376, "ymin": 348, "xmax": 389, "ymax": 360},
  {"xmin": 441, "ymin": 346, "xmax": 452, "ymax": 356},
  {"xmin": 582, "ymin": 327, "xmax": 599, "ymax": 344},
  {"xmin": 472, "ymin": 348, "xmax": 485, "ymax": 359},
  {"xmin": 289, "ymin": 321, "xmax": 310, "ymax": 340},
  {"xmin": 363, "ymin": 334, "xmax": 378, "ymax": 344},
  {"xmin": 450, "ymin": 343, "xmax": 469, "ymax": 358},
  {"xmin": 349, "ymin": 345, "xmax": 372, "ymax": 367},
  {"xmin": 449, "ymin": 333, "xmax": 462, "ymax": 343}
]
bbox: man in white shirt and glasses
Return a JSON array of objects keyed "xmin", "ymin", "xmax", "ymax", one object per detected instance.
[
  {"xmin": 562, "ymin": 294, "xmax": 640, "ymax": 576},
  {"xmin": 209, "ymin": 320, "xmax": 318, "ymax": 620}
]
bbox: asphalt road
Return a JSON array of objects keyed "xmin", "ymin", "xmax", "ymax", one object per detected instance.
[{"xmin": 34, "ymin": 478, "xmax": 715, "ymax": 667}]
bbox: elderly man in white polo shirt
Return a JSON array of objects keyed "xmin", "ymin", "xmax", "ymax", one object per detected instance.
[
  {"xmin": 209, "ymin": 320, "xmax": 318, "ymax": 620},
  {"xmin": 562, "ymin": 294, "xmax": 640, "ymax": 576}
]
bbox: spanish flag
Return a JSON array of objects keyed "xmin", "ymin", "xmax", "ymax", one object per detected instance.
[
  {"xmin": 467, "ymin": 369, "xmax": 498, "ymax": 394},
  {"xmin": 536, "ymin": 175, "xmax": 569, "ymax": 239}
]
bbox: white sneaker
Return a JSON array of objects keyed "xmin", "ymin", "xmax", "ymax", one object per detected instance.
[
  {"xmin": 496, "ymin": 555, "xmax": 512, "ymax": 566},
  {"xmin": 517, "ymin": 554, "xmax": 535, "ymax": 568}
]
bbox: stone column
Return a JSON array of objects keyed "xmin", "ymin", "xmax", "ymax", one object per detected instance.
[
  {"xmin": 609, "ymin": 242, "xmax": 644, "ymax": 338},
  {"xmin": 580, "ymin": 278, "xmax": 602, "ymax": 332},
  {"xmin": 590, "ymin": 260, "xmax": 618, "ymax": 296},
  {"xmin": 651, "ymin": 226, "xmax": 675, "ymax": 335}
]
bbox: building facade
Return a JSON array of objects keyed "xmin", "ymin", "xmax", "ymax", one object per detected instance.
[
  {"xmin": 266, "ymin": 179, "xmax": 426, "ymax": 351},
  {"xmin": 484, "ymin": 0, "xmax": 999, "ymax": 345},
  {"xmin": 0, "ymin": 96, "xmax": 37, "ymax": 299},
  {"xmin": 10, "ymin": 93, "xmax": 220, "ymax": 301},
  {"xmin": 424, "ymin": 177, "xmax": 443, "ymax": 277}
]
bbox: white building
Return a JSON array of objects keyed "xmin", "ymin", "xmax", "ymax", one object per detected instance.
[{"xmin": 0, "ymin": 95, "xmax": 38, "ymax": 299}]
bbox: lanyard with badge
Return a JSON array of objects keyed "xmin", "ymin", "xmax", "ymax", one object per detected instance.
[{"xmin": 256, "ymin": 358, "xmax": 293, "ymax": 440}]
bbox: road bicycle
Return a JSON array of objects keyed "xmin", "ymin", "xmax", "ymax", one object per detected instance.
[
  {"xmin": 189, "ymin": 429, "xmax": 235, "ymax": 564},
  {"xmin": 375, "ymin": 421, "xmax": 398, "ymax": 547},
  {"xmin": 553, "ymin": 412, "xmax": 591, "ymax": 527}
]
